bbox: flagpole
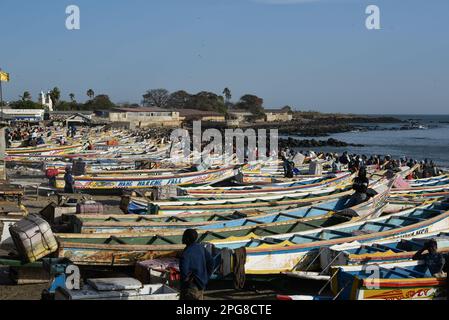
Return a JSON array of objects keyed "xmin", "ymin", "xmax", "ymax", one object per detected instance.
[{"xmin": 0, "ymin": 68, "xmax": 3, "ymax": 121}]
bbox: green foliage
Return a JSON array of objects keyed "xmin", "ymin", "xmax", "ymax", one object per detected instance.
[
  {"xmin": 86, "ymin": 89, "xmax": 95, "ymax": 100},
  {"xmin": 167, "ymin": 90, "xmax": 191, "ymax": 109},
  {"xmin": 20, "ymin": 91, "xmax": 32, "ymax": 101},
  {"xmin": 142, "ymin": 89, "xmax": 170, "ymax": 108},
  {"xmin": 50, "ymin": 87, "xmax": 61, "ymax": 106},
  {"xmin": 235, "ymin": 94, "xmax": 265, "ymax": 117},
  {"xmin": 83, "ymin": 94, "xmax": 116, "ymax": 110},
  {"xmin": 189, "ymin": 91, "xmax": 226, "ymax": 114},
  {"xmin": 223, "ymin": 87, "xmax": 232, "ymax": 102},
  {"xmin": 9, "ymin": 100, "xmax": 44, "ymax": 109}
]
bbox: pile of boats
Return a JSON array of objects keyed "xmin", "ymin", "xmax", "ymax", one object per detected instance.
[{"xmin": 3, "ymin": 132, "xmax": 449, "ymax": 300}]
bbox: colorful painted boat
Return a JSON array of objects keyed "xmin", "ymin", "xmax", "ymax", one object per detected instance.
[
  {"xmin": 124, "ymin": 184, "xmax": 353, "ymax": 215},
  {"xmin": 56, "ymin": 183, "xmax": 392, "ymax": 265},
  {"xmin": 320, "ymin": 230, "xmax": 449, "ymax": 269},
  {"xmin": 73, "ymin": 187, "xmax": 389, "ymax": 233},
  {"xmin": 6, "ymin": 144, "xmax": 83, "ymax": 156},
  {"xmin": 54, "ymin": 165, "xmax": 240, "ymax": 190},
  {"xmin": 180, "ymin": 172, "xmax": 354, "ymax": 197},
  {"xmin": 330, "ymin": 260, "xmax": 447, "ymax": 300}
]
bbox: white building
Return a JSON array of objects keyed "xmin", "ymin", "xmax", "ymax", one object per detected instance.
[
  {"xmin": 39, "ymin": 91, "xmax": 53, "ymax": 111},
  {"xmin": 1, "ymin": 109, "xmax": 46, "ymax": 122},
  {"xmin": 109, "ymin": 107, "xmax": 181, "ymax": 128}
]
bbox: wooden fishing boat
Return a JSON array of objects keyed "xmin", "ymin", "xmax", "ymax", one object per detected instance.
[
  {"xmin": 282, "ymin": 222, "xmax": 449, "ymax": 280},
  {"xmin": 320, "ymin": 230, "xmax": 449, "ymax": 269},
  {"xmin": 54, "ymin": 165, "xmax": 240, "ymax": 190},
  {"xmin": 330, "ymin": 260, "xmax": 447, "ymax": 300},
  {"xmin": 180, "ymin": 172, "xmax": 354, "ymax": 197},
  {"xmin": 124, "ymin": 184, "xmax": 353, "ymax": 215},
  {"xmin": 73, "ymin": 188, "xmax": 389, "ymax": 233},
  {"xmin": 222, "ymin": 201, "xmax": 449, "ymax": 275},
  {"xmin": 406, "ymin": 174, "xmax": 449, "ymax": 187},
  {"xmin": 6, "ymin": 144, "xmax": 83, "ymax": 156},
  {"xmin": 56, "ymin": 184, "xmax": 391, "ymax": 265},
  {"xmin": 125, "ymin": 174, "xmax": 388, "ymax": 215}
]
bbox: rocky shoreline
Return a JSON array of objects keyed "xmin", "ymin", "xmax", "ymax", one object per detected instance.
[{"xmin": 279, "ymin": 137, "xmax": 363, "ymax": 149}]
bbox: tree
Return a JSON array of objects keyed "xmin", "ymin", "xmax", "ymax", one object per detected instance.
[
  {"xmin": 20, "ymin": 91, "xmax": 32, "ymax": 101},
  {"xmin": 281, "ymin": 105, "xmax": 293, "ymax": 113},
  {"xmin": 190, "ymin": 91, "xmax": 227, "ymax": 113},
  {"xmin": 49, "ymin": 87, "xmax": 61, "ymax": 107},
  {"xmin": 223, "ymin": 87, "xmax": 232, "ymax": 104},
  {"xmin": 142, "ymin": 89, "xmax": 170, "ymax": 108},
  {"xmin": 83, "ymin": 94, "xmax": 116, "ymax": 110},
  {"xmin": 167, "ymin": 90, "xmax": 192, "ymax": 109},
  {"xmin": 69, "ymin": 93, "xmax": 75, "ymax": 102},
  {"xmin": 9, "ymin": 100, "xmax": 43, "ymax": 109},
  {"xmin": 235, "ymin": 94, "xmax": 265, "ymax": 117},
  {"xmin": 87, "ymin": 89, "xmax": 95, "ymax": 100}
]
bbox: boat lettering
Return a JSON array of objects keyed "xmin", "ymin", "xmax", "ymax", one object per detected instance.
[{"xmin": 137, "ymin": 180, "xmax": 163, "ymax": 187}]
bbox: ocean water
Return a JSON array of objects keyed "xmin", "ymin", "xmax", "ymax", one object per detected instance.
[{"xmin": 290, "ymin": 115, "xmax": 449, "ymax": 168}]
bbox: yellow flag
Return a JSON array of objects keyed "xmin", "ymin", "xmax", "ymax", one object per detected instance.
[{"xmin": 0, "ymin": 72, "xmax": 10, "ymax": 82}]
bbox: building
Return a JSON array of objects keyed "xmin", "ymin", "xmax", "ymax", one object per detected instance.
[
  {"xmin": 228, "ymin": 109, "xmax": 253, "ymax": 123},
  {"xmin": 176, "ymin": 109, "xmax": 225, "ymax": 123},
  {"xmin": 264, "ymin": 109, "xmax": 293, "ymax": 122},
  {"xmin": 109, "ymin": 107, "xmax": 182, "ymax": 128},
  {"xmin": 0, "ymin": 109, "xmax": 45, "ymax": 122},
  {"xmin": 39, "ymin": 91, "xmax": 53, "ymax": 111},
  {"xmin": 66, "ymin": 113, "xmax": 93, "ymax": 127}
]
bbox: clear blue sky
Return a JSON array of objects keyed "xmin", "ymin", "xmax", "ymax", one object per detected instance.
[{"xmin": 1, "ymin": 0, "xmax": 448, "ymax": 114}]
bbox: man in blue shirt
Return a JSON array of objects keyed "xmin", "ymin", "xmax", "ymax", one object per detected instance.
[
  {"xmin": 179, "ymin": 229, "xmax": 214, "ymax": 300},
  {"xmin": 64, "ymin": 166, "xmax": 75, "ymax": 193}
]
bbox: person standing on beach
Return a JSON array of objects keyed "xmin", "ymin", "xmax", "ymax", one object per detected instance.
[
  {"xmin": 64, "ymin": 166, "xmax": 75, "ymax": 193},
  {"xmin": 179, "ymin": 229, "xmax": 214, "ymax": 300}
]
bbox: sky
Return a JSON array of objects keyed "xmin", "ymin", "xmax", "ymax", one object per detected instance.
[{"xmin": 0, "ymin": 0, "xmax": 448, "ymax": 114}]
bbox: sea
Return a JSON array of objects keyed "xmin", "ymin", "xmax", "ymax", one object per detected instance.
[{"xmin": 288, "ymin": 114, "xmax": 449, "ymax": 169}]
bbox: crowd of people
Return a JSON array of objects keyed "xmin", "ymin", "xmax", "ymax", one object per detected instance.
[
  {"xmin": 279, "ymin": 148, "xmax": 443, "ymax": 180},
  {"xmin": 5, "ymin": 124, "xmax": 48, "ymax": 148}
]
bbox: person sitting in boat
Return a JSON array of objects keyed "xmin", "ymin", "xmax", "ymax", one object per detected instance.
[
  {"xmin": 413, "ymin": 239, "xmax": 446, "ymax": 278},
  {"xmin": 346, "ymin": 167, "xmax": 369, "ymax": 208},
  {"xmin": 64, "ymin": 166, "xmax": 75, "ymax": 194},
  {"xmin": 430, "ymin": 161, "xmax": 440, "ymax": 177},
  {"xmin": 332, "ymin": 158, "xmax": 342, "ymax": 173},
  {"xmin": 179, "ymin": 229, "xmax": 214, "ymax": 300},
  {"xmin": 281, "ymin": 155, "xmax": 294, "ymax": 178}
]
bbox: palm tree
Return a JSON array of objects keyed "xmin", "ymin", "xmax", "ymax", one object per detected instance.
[
  {"xmin": 87, "ymin": 89, "xmax": 95, "ymax": 100},
  {"xmin": 69, "ymin": 93, "xmax": 75, "ymax": 102},
  {"xmin": 20, "ymin": 91, "xmax": 31, "ymax": 101},
  {"xmin": 223, "ymin": 87, "xmax": 232, "ymax": 105},
  {"xmin": 50, "ymin": 87, "xmax": 61, "ymax": 107}
]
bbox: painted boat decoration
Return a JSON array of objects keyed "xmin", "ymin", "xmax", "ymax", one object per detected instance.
[
  {"xmin": 330, "ymin": 260, "xmax": 447, "ymax": 300},
  {"xmin": 54, "ymin": 165, "xmax": 240, "ymax": 190}
]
